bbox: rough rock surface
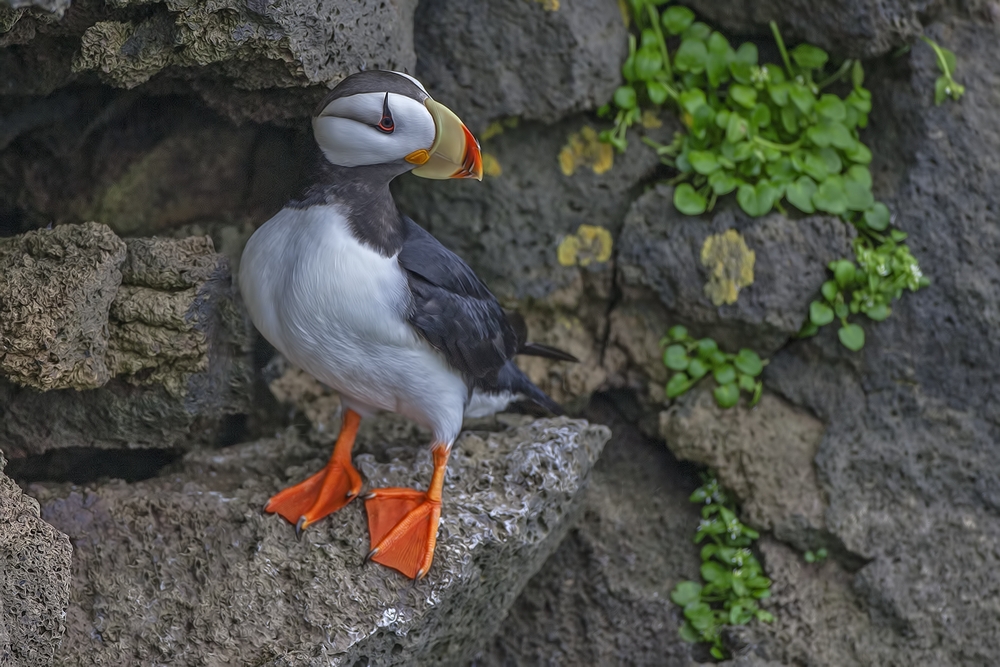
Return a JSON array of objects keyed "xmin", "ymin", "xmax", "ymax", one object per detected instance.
[
  {"xmin": 413, "ymin": 0, "xmax": 627, "ymax": 132},
  {"xmin": 474, "ymin": 395, "xmax": 703, "ymax": 667},
  {"xmin": 613, "ymin": 188, "xmax": 854, "ymax": 364},
  {"xmin": 729, "ymin": 16, "xmax": 1000, "ymax": 666},
  {"xmin": 0, "ymin": 227, "xmax": 252, "ymax": 457},
  {"xmin": 682, "ymin": 0, "xmax": 990, "ymax": 59},
  {"xmin": 0, "ymin": 221, "xmax": 126, "ymax": 390},
  {"xmin": 0, "ymin": 451, "xmax": 73, "ymax": 666},
  {"xmin": 31, "ymin": 416, "xmax": 609, "ymax": 666},
  {"xmin": 0, "ymin": 0, "xmax": 418, "ymax": 120},
  {"xmin": 660, "ymin": 389, "xmax": 828, "ymax": 552}
]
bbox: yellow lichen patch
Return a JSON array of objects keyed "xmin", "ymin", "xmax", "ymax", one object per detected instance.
[
  {"xmin": 533, "ymin": 0, "xmax": 559, "ymax": 10},
  {"xmin": 701, "ymin": 229, "xmax": 756, "ymax": 306},
  {"xmin": 558, "ymin": 126, "xmax": 614, "ymax": 176},
  {"xmin": 481, "ymin": 121, "xmax": 505, "ymax": 142},
  {"xmin": 557, "ymin": 224, "xmax": 614, "ymax": 267},
  {"xmin": 482, "ymin": 152, "xmax": 503, "ymax": 177},
  {"xmin": 641, "ymin": 110, "xmax": 663, "ymax": 129}
]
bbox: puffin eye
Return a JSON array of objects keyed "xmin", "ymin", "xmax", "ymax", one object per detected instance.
[{"xmin": 377, "ymin": 92, "xmax": 394, "ymax": 133}]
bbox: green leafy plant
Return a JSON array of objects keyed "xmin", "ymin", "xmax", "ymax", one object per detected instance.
[
  {"xmin": 600, "ymin": 2, "xmax": 930, "ymax": 352},
  {"xmin": 661, "ymin": 325, "xmax": 765, "ymax": 408},
  {"xmin": 921, "ymin": 36, "xmax": 965, "ymax": 104},
  {"xmin": 671, "ymin": 476, "xmax": 773, "ymax": 659},
  {"xmin": 804, "ymin": 547, "xmax": 828, "ymax": 563},
  {"xmin": 801, "ymin": 233, "xmax": 929, "ymax": 349}
]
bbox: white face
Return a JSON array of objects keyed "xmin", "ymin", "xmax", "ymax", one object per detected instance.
[{"xmin": 312, "ymin": 90, "xmax": 436, "ymax": 168}]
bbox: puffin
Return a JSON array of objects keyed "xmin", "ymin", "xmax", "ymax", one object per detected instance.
[{"xmin": 239, "ymin": 70, "xmax": 576, "ymax": 580}]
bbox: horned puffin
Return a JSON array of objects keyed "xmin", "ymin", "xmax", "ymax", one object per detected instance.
[{"xmin": 239, "ymin": 70, "xmax": 576, "ymax": 580}]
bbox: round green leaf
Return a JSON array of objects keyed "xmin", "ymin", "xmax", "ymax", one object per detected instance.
[
  {"xmin": 734, "ymin": 349, "xmax": 764, "ymax": 376},
  {"xmin": 713, "ymin": 363, "xmax": 736, "ymax": 385},
  {"xmin": 838, "ymin": 323, "xmax": 865, "ymax": 351},
  {"xmin": 614, "ymin": 85, "xmax": 637, "ymax": 109},
  {"xmin": 708, "ymin": 170, "xmax": 742, "ymax": 196},
  {"xmin": 845, "ymin": 142, "xmax": 873, "ymax": 165},
  {"xmin": 847, "ymin": 164, "xmax": 873, "ymax": 188},
  {"xmin": 679, "ymin": 88, "xmax": 707, "ymax": 113},
  {"xmin": 781, "ymin": 105, "xmax": 799, "ymax": 133},
  {"xmin": 662, "ymin": 5, "xmax": 696, "ymax": 34},
  {"xmin": 634, "ymin": 46, "xmax": 663, "ymax": 80},
  {"xmin": 785, "ymin": 175, "xmax": 817, "ymax": 213},
  {"xmin": 738, "ymin": 372, "xmax": 756, "ymax": 392},
  {"xmin": 706, "ymin": 52, "xmax": 730, "ymax": 88},
  {"xmin": 833, "ymin": 260, "xmax": 856, "ymax": 287},
  {"xmin": 750, "ymin": 103, "xmax": 771, "ymax": 128},
  {"xmin": 734, "ymin": 42, "xmax": 758, "ymax": 65},
  {"xmin": 666, "ymin": 372, "xmax": 693, "ymax": 398},
  {"xmin": 812, "ymin": 176, "xmax": 848, "ymax": 215},
  {"xmin": 688, "ymin": 150, "xmax": 721, "ymax": 175},
  {"xmin": 621, "ymin": 54, "xmax": 636, "ymax": 82},
  {"xmin": 791, "ymin": 43, "xmax": 829, "ymax": 70},
  {"xmin": 852, "ymin": 60, "xmax": 865, "ymax": 88},
  {"xmin": 687, "ymin": 358, "xmax": 709, "ymax": 380},
  {"xmin": 865, "ymin": 303, "xmax": 890, "ymax": 321},
  {"xmin": 696, "ymin": 338, "xmax": 718, "ymax": 357},
  {"xmin": 821, "ymin": 279, "xmax": 839, "ymax": 302},
  {"xmin": 810, "ymin": 300, "xmax": 835, "ymax": 326},
  {"xmin": 726, "ymin": 113, "xmax": 748, "ymax": 143},
  {"xmin": 863, "ymin": 202, "xmax": 891, "ymax": 231},
  {"xmin": 835, "ymin": 301, "xmax": 849, "ymax": 319},
  {"xmin": 675, "ymin": 39, "xmax": 708, "ymax": 74},
  {"xmin": 683, "ymin": 22, "xmax": 712, "ymax": 42},
  {"xmin": 714, "ymin": 382, "xmax": 740, "ymax": 408},
  {"xmin": 668, "ymin": 325, "xmax": 688, "ymax": 341},
  {"xmin": 671, "ymin": 580, "xmax": 703, "ymax": 606},
  {"xmin": 674, "ymin": 183, "xmax": 708, "ymax": 215},
  {"xmin": 768, "ymin": 81, "xmax": 791, "ymax": 107},
  {"xmin": 647, "ymin": 80, "xmax": 669, "ymax": 105},
  {"xmin": 789, "ymin": 83, "xmax": 815, "ymax": 114},
  {"xmin": 678, "ymin": 621, "xmax": 700, "ymax": 643},
  {"xmin": 729, "ymin": 84, "xmax": 757, "ymax": 108},
  {"xmin": 664, "ymin": 344, "xmax": 691, "ymax": 370},
  {"xmin": 844, "ymin": 178, "xmax": 875, "ymax": 211},
  {"xmin": 737, "ymin": 181, "xmax": 775, "ymax": 217},
  {"xmin": 818, "ymin": 147, "xmax": 842, "ymax": 175},
  {"xmin": 815, "ymin": 94, "xmax": 846, "ymax": 121}
]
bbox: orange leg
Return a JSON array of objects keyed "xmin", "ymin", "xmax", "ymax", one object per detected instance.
[
  {"xmin": 265, "ymin": 409, "xmax": 363, "ymax": 537},
  {"xmin": 363, "ymin": 444, "xmax": 450, "ymax": 580}
]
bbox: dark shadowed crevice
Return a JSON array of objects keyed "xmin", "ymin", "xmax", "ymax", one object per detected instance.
[{"xmin": 7, "ymin": 447, "xmax": 182, "ymax": 486}]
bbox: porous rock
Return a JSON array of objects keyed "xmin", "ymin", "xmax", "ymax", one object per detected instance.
[
  {"xmin": 31, "ymin": 416, "xmax": 609, "ymax": 666},
  {"xmin": 474, "ymin": 397, "xmax": 702, "ymax": 667},
  {"xmin": 0, "ymin": 0, "xmax": 418, "ymax": 121},
  {"xmin": 613, "ymin": 186, "xmax": 854, "ymax": 360},
  {"xmin": 413, "ymin": 0, "xmax": 627, "ymax": 132},
  {"xmin": 681, "ymin": 0, "xmax": 978, "ymax": 59},
  {"xmin": 0, "ymin": 230, "xmax": 252, "ymax": 457},
  {"xmin": 0, "ymin": 451, "xmax": 73, "ymax": 667},
  {"xmin": 738, "ymin": 17, "xmax": 1000, "ymax": 665},
  {"xmin": 0, "ymin": 221, "xmax": 126, "ymax": 391},
  {"xmin": 659, "ymin": 389, "xmax": 828, "ymax": 551}
]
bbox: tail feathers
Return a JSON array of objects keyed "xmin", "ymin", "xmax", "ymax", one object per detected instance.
[
  {"xmin": 495, "ymin": 362, "xmax": 565, "ymax": 416},
  {"xmin": 518, "ymin": 342, "xmax": 579, "ymax": 363}
]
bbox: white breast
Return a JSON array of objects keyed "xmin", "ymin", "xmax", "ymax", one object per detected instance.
[{"xmin": 239, "ymin": 204, "xmax": 469, "ymax": 445}]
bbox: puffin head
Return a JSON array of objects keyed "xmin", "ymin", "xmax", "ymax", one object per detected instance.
[{"xmin": 312, "ymin": 70, "xmax": 483, "ymax": 181}]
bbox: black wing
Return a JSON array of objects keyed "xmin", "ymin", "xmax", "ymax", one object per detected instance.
[{"xmin": 398, "ymin": 217, "xmax": 517, "ymax": 380}]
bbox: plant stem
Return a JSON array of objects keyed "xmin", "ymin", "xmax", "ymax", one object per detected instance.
[
  {"xmin": 646, "ymin": 4, "xmax": 674, "ymax": 84},
  {"xmin": 816, "ymin": 59, "xmax": 854, "ymax": 89},
  {"xmin": 920, "ymin": 36, "xmax": 952, "ymax": 78},
  {"xmin": 752, "ymin": 135, "xmax": 801, "ymax": 152},
  {"xmin": 770, "ymin": 21, "xmax": 794, "ymax": 79}
]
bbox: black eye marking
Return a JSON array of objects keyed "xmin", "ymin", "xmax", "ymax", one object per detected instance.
[{"xmin": 377, "ymin": 92, "xmax": 394, "ymax": 133}]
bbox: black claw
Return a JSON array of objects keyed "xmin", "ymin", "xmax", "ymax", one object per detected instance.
[
  {"xmin": 362, "ymin": 492, "xmax": 375, "ymax": 500},
  {"xmin": 295, "ymin": 516, "xmax": 307, "ymax": 541},
  {"xmin": 415, "ymin": 568, "xmax": 425, "ymax": 580},
  {"xmin": 346, "ymin": 490, "xmax": 356, "ymax": 498},
  {"xmin": 364, "ymin": 548, "xmax": 378, "ymax": 564}
]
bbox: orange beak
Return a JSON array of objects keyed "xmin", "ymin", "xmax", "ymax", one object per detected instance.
[{"xmin": 409, "ymin": 99, "xmax": 483, "ymax": 181}]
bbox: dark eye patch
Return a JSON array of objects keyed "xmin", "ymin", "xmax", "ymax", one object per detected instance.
[{"xmin": 377, "ymin": 92, "xmax": 394, "ymax": 133}]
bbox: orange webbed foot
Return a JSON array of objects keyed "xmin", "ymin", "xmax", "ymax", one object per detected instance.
[
  {"xmin": 363, "ymin": 445, "xmax": 450, "ymax": 579},
  {"xmin": 264, "ymin": 409, "xmax": 362, "ymax": 536}
]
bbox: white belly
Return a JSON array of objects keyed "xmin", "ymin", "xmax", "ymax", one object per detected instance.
[{"xmin": 238, "ymin": 204, "xmax": 468, "ymax": 444}]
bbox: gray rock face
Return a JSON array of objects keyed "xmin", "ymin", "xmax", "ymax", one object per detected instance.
[
  {"xmin": 31, "ymin": 417, "xmax": 609, "ymax": 666},
  {"xmin": 681, "ymin": 0, "xmax": 972, "ymax": 59},
  {"xmin": 660, "ymin": 389, "xmax": 828, "ymax": 552},
  {"xmin": 413, "ymin": 0, "xmax": 627, "ymax": 132},
  {"xmin": 0, "ymin": 0, "xmax": 418, "ymax": 120},
  {"xmin": 474, "ymin": 397, "xmax": 702, "ymax": 667},
  {"xmin": 615, "ymin": 187, "xmax": 854, "ymax": 358},
  {"xmin": 738, "ymin": 17, "xmax": 1000, "ymax": 666},
  {"xmin": 0, "ymin": 226, "xmax": 251, "ymax": 457},
  {"xmin": 0, "ymin": 452, "xmax": 73, "ymax": 667}
]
